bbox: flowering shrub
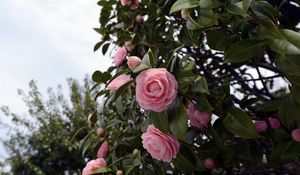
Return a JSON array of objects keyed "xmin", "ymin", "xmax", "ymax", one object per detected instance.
[{"xmin": 80, "ymin": 0, "xmax": 300, "ymax": 174}]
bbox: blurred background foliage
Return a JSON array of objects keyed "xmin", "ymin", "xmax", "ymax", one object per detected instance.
[{"xmin": 0, "ymin": 78, "xmax": 99, "ymax": 175}]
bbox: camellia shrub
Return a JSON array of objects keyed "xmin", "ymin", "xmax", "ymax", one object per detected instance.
[{"xmin": 80, "ymin": 0, "xmax": 300, "ymax": 174}]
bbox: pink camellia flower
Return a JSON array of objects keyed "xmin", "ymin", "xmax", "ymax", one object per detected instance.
[
  {"xmin": 114, "ymin": 47, "xmax": 127, "ymax": 67},
  {"xmin": 127, "ymin": 56, "xmax": 142, "ymax": 70},
  {"xmin": 124, "ymin": 41, "xmax": 135, "ymax": 52},
  {"xmin": 204, "ymin": 158, "xmax": 215, "ymax": 169},
  {"xmin": 268, "ymin": 117, "xmax": 280, "ymax": 129},
  {"xmin": 292, "ymin": 128, "xmax": 300, "ymax": 142},
  {"xmin": 96, "ymin": 128, "xmax": 105, "ymax": 136},
  {"xmin": 97, "ymin": 141, "xmax": 109, "ymax": 158},
  {"xmin": 187, "ymin": 101, "xmax": 211, "ymax": 129},
  {"xmin": 254, "ymin": 120, "xmax": 267, "ymax": 133},
  {"xmin": 82, "ymin": 158, "xmax": 107, "ymax": 175},
  {"xmin": 107, "ymin": 74, "xmax": 132, "ymax": 91},
  {"xmin": 141, "ymin": 125, "xmax": 180, "ymax": 162},
  {"xmin": 135, "ymin": 68, "xmax": 178, "ymax": 112},
  {"xmin": 135, "ymin": 15, "xmax": 143, "ymax": 23}
]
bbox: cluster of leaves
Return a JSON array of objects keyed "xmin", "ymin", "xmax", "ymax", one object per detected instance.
[
  {"xmin": 1, "ymin": 78, "xmax": 99, "ymax": 175},
  {"xmin": 86, "ymin": 0, "xmax": 300, "ymax": 174}
]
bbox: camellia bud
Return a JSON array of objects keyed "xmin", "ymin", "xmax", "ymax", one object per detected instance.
[
  {"xmin": 133, "ymin": 149, "xmax": 139, "ymax": 157},
  {"xmin": 124, "ymin": 41, "xmax": 135, "ymax": 52},
  {"xmin": 181, "ymin": 9, "xmax": 189, "ymax": 20},
  {"xmin": 135, "ymin": 15, "xmax": 143, "ymax": 23},
  {"xmin": 254, "ymin": 120, "xmax": 267, "ymax": 133},
  {"xmin": 181, "ymin": 61, "xmax": 189, "ymax": 68},
  {"xmin": 96, "ymin": 128, "xmax": 105, "ymax": 136},
  {"xmin": 156, "ymin": 8, "xmax": 163, "ymax": 16},
  {"xmin": 291, "ymin": 128, "xmax": 300, "ymax": 142},
  {"xmin": 204, "ymin": 158, "xmax": 215, "ymax": 169},
  {"xmin": 127, "ymin": 56, "xmax": 142, "ymax": 70},
  {"xmin": 97, "ymin": 141, "xmax": 109, "ymax": 158},
  {"xmin": 116, "ymin": 170, "xmax": 123, "ymax": 175},
  {"xmin": 268, "ymin": 117, "xmax": 280, "ymax": 129}
]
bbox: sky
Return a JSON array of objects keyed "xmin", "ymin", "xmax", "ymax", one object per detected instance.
[{"xmin": 0, "ymin": 0, "xmax": 112, "ymax": 159}]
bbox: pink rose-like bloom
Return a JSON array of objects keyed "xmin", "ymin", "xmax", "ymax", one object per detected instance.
[
  {"xmin": 82, "ymin": 158, "xmax": 107, "ymax": 175},
  {"xmin": 114, "ymin": 47, "xmax": 127, "ymax": 67},
  {"xmin": 188, "ymin": 102, "xmax": 211, "ymax": 129},
  {"xmin": 107, "ymin": 74, "xmax": 132, "ymax": 91},
  {"xmin": 97, "ymin": 141, "xmax": 109, "ymax": 158},
  {"xmin": 135, "ymin": 68, "xmax": 178, "ymax": 112},
  {"xmin": 141, "ymin": 125, "xmax": 180, "ymax": 162},
  {"xmin": 96, "ymin": 128, "xmax": 105, "ymax": 136},
  {"xmin": 124, "ymin": 41, "xmax": 135, "ymax": 52},
  {"xmin": 292, "ymin": 128, "xmax": 300, "ymax": 142},
  {"xmin": 127, "ymin": 56, "xmax": 142, "ymax": 70},
  {"xmin": 254, "ymin": 120, "xmax": 267, "ymax": 133},
  {"xmin": 204, "ymin": 158, "xmax": 215, "ymax": 169},
  {"xmin": 268, "ymin": 117, "xmax": 280, "ymax": 129},
  {"xmin": 135, "ymin": 15, "xmax": 143, "ymax": 23}
]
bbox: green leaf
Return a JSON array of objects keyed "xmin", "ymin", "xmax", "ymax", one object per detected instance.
[
  {"xmin": 268, "ymin": 129, "xmax": 291, "ymax": 144},
  {"xmin": 186, "ymin": 9, "xmax": 218, "ymax": 30},
  {"xmin": 191, "ymin": 76, "xmax": 209, "ymax": 94},
  {"xmin": 172, "ymin": 154, "xmax": 194, "ymax": 172},
  {"xmin": 226, "ymin": 0, "xmax": 253, "ymax": 17},
  {"xmin": 259, "ymin": 21, "xmax": 300, "ymax": 55},
  {"xmin": 114, "ymin": 79, "xmax": 134, "ymax": 100},
  {"xmin": 224, "ymin": 39, "xmax": 267, "ymax": 63},
  {"xmin": 256, "ymin": 100, "xmax": 282, "ymax": 112},
  {"xmin": 132, "ymin": 63, "xmax": 150, "ymax": 73},
  {"xmin": 92, "ymin": 71, "xmax": 102, "ymax": 83},
  {"xmin": 91, "ymin": 167, "xmax": 113, "ymax": 174},
  {"xmin": 223, "ymin": 108, "xmax": 260, "ymax": 139},
  {"xmin": 207, "ymin": 31, "xmax": 239, "ymax": 51},
  {"xmin": 275, "ymin": 54, "xmax": 300, "ymax": 76},
  {"xmin": 102, "ymin": 43, "xmax": 110, "ymax": 55},
  {"xmin": 170, "ymin": 0, "xmax": 200, "ymax": 14},
  {"xmin": 94, "ymin": 41, "xmax": 104, "ymax": 52},
  {"xmin": 250, "ymin": 1, "xmax": 278, "ymax": 20},
  {"xmin": 150, "ymin": 112, "xmax": 170, "ymax": 133},
  {"xmin": 170, "ymin": 0, "xmax": 221, "ymax": 14},
  {"xmin": 291, "ymin": 85, "xmax": 300, "ymax": 104},
  {"xmin": 270, "ymin": 141, "xmax": 300, "ymax": 167},
  {"xmin": 169, "ymin": 102, "xmax": 188, "ymax": 141},
  {"xmin": 279, "ymin": 95, "xmax": 300, "ymax": 128},
  {"xmin": 142, "ymin": 49, "xmax": 156, "ymax": 68}
]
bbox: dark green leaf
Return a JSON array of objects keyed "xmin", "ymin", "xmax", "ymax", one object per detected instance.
[
  {"xmin": 92, "ymin": 71, "xmax": 102, "ymax": 83},
  {"xmin": 224, "ymin": 39, "xmax": 267, "ymax": 63},
  {"xmin": 226, "ymin": 0, "xmax": 253, "ymax": 17},
  {"xmin": 191, "ymin": 76, "xmax": 209, "ymax": 94},
  {"xmin": 223, "ymin": 108, "xmax": 260, "ymax": 139},
  {"xmin": 170, "ymin": 0, "xmax": 200, "ymax": 14},
  {"xmin": 169, "ymin": 102, "xmax": 188, "ymax": 141},
  {"xmin": 150, "ymin": 112, "xmax": 170, "ymax": 133}
]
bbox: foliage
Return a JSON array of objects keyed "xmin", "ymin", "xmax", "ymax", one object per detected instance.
[
  {"xmin": 93, "ymin": 0, "xmax": 300, "ymax": 174},
  {"xmin": 1, "ymin": 78, "xmax": 99, "ymax": 175}
]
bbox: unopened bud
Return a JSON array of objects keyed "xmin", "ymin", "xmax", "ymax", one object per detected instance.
[
  {"xmin": 156, "ymin": 8, "xmax": 163, "ymax": 16},
  {"xmin": 116, "ymin": 170, "xmax": 123, "ymax": 175},
  {"xmin": 181, "ymin": 9, "xmax": 189, "ymax": 20},
  {"xmin": 133, "ymin": 149, "xmax": 139, "ymax": 156},
  {"xmin": 96, "ymin": 128, "xmax": 105, "ymax": 136},
  {"xmin": 181, "ymin": 61, "xmax": 189, "ymax": 68}
]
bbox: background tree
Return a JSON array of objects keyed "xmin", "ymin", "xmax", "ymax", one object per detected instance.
[{"xmin": 1, "ymin": 77, "xmax": 101, "ymax": 175}]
